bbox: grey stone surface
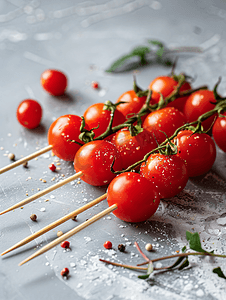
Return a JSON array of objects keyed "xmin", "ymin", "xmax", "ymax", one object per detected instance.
[{"xmin": 0, "ymin": 0, "xmax": 226, "ymax": 299}]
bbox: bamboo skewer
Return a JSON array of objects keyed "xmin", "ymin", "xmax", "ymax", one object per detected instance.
[
  {"xmin": 0, "ymin": 145, "xmax": 53, "ymax": 174},
  {"xmin": 1, "ymin": 193, "xmax": 107, "ymax": 256},
  {"xmin": 0, "ymin": 171, "xmax": 83, "ymax": 215},
  {"xmin": 19, "ymin": 204, "xmax": 117, "ymax": 266}
]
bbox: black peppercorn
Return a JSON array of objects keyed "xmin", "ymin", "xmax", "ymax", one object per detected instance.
[{"xmin": 118, "ymin": 244, "xmax": 126, "ymax": 252}]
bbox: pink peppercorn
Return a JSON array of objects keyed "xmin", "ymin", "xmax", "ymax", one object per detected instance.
[
  {"xmin": 49, "ymin": 163, "xmax": 56, "ymax": 171},
  {"xmin": 92, "ymin": 81, "xmax": 99, "ymax": 89},
  {"xmin": 61, "ymin": 267, "xmax": 69, "ymax": 277},
  {"xmin": 61, "ymin": 241, "xmax": 70, "ymax": 249},
  {"xmin": 103, "ymin": 241, "xmax": 112, "ymax": 249}
]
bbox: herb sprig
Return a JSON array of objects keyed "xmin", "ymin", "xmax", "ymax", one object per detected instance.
[
  {"xmin": 105, "ymin": 40, "xmax": 202, "ymax": 73},
  {"xmin": 100, "ymin": 231, "xmax": 226, "ymax": 280}
]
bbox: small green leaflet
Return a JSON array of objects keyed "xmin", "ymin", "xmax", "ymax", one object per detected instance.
[
  {"xmin": 213, "ymin": 267, "xmax": 226, "ymax": 279},
  {"xmin": 105, "ymin": 39, "xmax": 171, "ymax": 73},
  {"xmin": 186, "ymin": 231, "xmax": 214, "ymax": 254},
  {"xmin": 138, "ymin": 261, "xmax": 153, "ymax": 279}
]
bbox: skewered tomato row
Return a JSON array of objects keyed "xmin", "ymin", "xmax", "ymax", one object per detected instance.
[{"xmin": 17, "ymin": 70, "xmax": 225, "ymax": 223}]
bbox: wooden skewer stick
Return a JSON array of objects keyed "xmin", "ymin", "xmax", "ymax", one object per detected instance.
[
  {"xmin": 0, "ymin": 171, "xmax": 83, "ymax": 215},
  {"xmin": 1, "ymin": 193, "xmax": 107, "ymax": 256},
  {"xmin": 0, "ymin": 145, "xmax": 53, "ymax": 174},
  {"xmin": 19, "ymin": 204, "xmax": 117, "ymax": 266}
]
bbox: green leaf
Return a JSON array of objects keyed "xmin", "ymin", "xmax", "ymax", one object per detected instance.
[
  {"xmin": 213, "ymin": 267, "xmax": 226, "ymax": 279},
  {"xmin": 178, "ymin": 258, "xmax": 189, "ymax": 270},
  {"xmin": 105, "ymin": 54, "xmax": 136, "ymax": 72},
  {"xmin": 186, "ymin": 231, "xmax": 206, "ymax": 253},
  {"xmin": 138, "ymin": 261, "xmax": 153, "ymax": 280},
  {"xmin": 168, "ymin": 257, "xmax": 186, "ymax": 269}
]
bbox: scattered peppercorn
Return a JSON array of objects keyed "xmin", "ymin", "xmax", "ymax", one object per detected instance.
[
  {"xmin": 71, "ymin": 215, "xmax": 77, "ymax": 221},
  {"xmin": 103, "ymin": 241, "xmax": 112, "ymax": 249},
  {"xmin": 30, "ymin": 214, "xmax": 37, "ymax": 221},
  {"xmin": 8, "ymin": 153, "xmax": 15, "ymax": 160},
  {"xmin": 92, "ymin": 81, "xmax": 99, "ymax": 89},
  {"xmin": 60, "ymin": 267, "xmax": 69, "ymax": 277},
  {"xmin": 145, "ymin": 243, "xmax": 153, "ymax": 251},
  {"xmin": 61, "ymin": 240, "xmax": 70, "ymax": 249},
  {"xmin": 23, "ymin": 161, "xmax": 28, "ymax": 168},
  {"xmin": 57, "ymin": 230, "xmax": 64, "ymax": 237},
  {"xmin": 118, "ymin": 244, "xmax": 126, "ymax": 252},
  {"xmin": 48, "ymin": 163, "xmax": 56, "ymax": 172}
]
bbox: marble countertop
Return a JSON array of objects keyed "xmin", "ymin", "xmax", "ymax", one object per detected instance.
[{"xmin": 0, "ymin": 0, "xmax": 226, "ymax": 299}]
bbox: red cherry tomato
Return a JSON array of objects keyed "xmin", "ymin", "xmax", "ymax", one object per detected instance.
[
  {"xmin": 175, "ymin": 130, "xmax": 216, "ymax": 177},
  {"xmin": 183, "ymin": 90, "xmax": 216, "ymax": 131},
  {"xmin": 111, "ymin": 128, "xmax": 158, "ymax": 170},
  {"xmin": 107, "ymin": 172, "xmax": 160, "ymax": 223},
  {"xmin": 16, "ymin": 99, "xmax": 42, "ymax": 129},
  {"xmin": 41, "ymin": 69, "xmax": 67, "ymax": 96},
  {"xmin": 140, "ymin": 153, "xmax": 188, "ymax": 199},
  {"xmin": 115, "ymin": 90, "xmax": 147, "ymax": 119},
  {"xmin": 143, "ymin": 107, "xmax": 186, "ymax": 144},
  {"xmin": 48, "ymin": 115, "xmax": 83, "ymax": 161},
  {"xmin": 212, "ymin": 112, "xmax": 226, "ymax": 152},
  {"xmin": 149, "ymin": 76, "xmax": 191, "ymax": 112},
  {"xmin": 74, "ymin": 140, "xmax": 122, "ymax": 186},
  {"xmin": 83, "ymin": 103, "xmax": 125, "ymax": 138}
]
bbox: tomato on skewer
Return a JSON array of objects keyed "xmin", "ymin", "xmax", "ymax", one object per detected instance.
[
  {"xmin": 143, "ymin": 107, "xmax": 186, "ymax": 144},
  {"xmin": 83, "ymin": 103, "xmax": 125, "ymax": 138},
  {"xmin": 183, "ymin": 90, "xmax": 217, "ymax": 131},
  {"xmin": 107, "ymin": 172, "xmax": 160, "ymax": 223},
  {"xmin": 149, "ymin": 75, "xmax": 191, "ymax": 112},
  {"xmin": 48, "ymin": 115, "xmax": 83, "ymax": 161},
  {"xmin": 175, "ymin": 130, "xmax": 216, "ymax": 177},
  {"xmin": 111, "ymin": 128, "xmax": 157, "ymax": 170},
  {"xmin": 212, "ymin": 112, "xmax": 226, "ymax": 152},
  {"xmin": 74, "ymin": 140, "xmax": 122, "ymax": 186},
  {"xmin": 140, "ymin": 153, "xmax": 188, "ymax": 199}
]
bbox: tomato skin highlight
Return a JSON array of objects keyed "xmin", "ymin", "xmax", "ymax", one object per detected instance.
[
  {"xmin": 74, "ymin": 140, "xmax": 122, "ymax": 186},
  {"xmin": 83, "ymin": 103, "xmax": 125, "ymax": 138},
  {"xmin": 115, "ymin": 90, "xmax": 147, "ymax": 119},
  {"xmin": 48, "ymin": 115, "xmax": 83, "ymax": 161},
  {"xmin": 111, "ymin": 128, "xmax": 158, "ymax": 170},
  {"xmin": 175, "ymin": 130, "xmax": 216, "ymax": 177},
  {"xmin": 183, "ymin": 90, "xmax": 216, "ymax": 131},
  {"xmin": 140, "ymin": 153, "xmax": 188, "ymax": 199},
  {"xmin": 212, "ymin": 112, "xmax": 226, "ymax": 152},
  {"xmin": 149, "ymin": 76, "xmax": 191, "ymax": 112},
  {"xmin": 41, "ymin": 69, "xmax": 67, "ymax": 96},
  {"xmin": 107, "ymin": 172, "xmax": 160, "ymax": 223},
  {"xmin": 17, "ymin": 99, "xmax": 42, "ymax": 129},
  {"xmin": 143, "ymin": 107, "xmax": 186, "ymax": 144}
]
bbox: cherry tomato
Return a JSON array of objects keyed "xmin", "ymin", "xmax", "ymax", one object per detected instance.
[
  {"xmin": 115, "ymin": 90, "xmax": 147, "ymax": 119},
  {"xmin": 17, "ymin": 99, "xmax": 42, "ymax": 129},
  {"xmin": 111, "ymin": 128, "xmax": 158, "ymax": 170},
  {"xmin": 140, "ymin": 153, "xmax": 188, "ymax": 199},
  {"xmin": 107, "ymin": 172, "xmax": 160, "ymax": 223},
  {"xmin": 74, "ymin": 140, "xmax": 122, "ymax": 186},
  {"xmin": 143, "ymin": 107, "xmax": 186, "ymax": 144},
  {"xmin": 48, "ymin": 115, "xmax": 83, "ymax": 161},
  {"xmin": 183, "ymin": 90, "xmax": 216, "ymax": 131},
  {"xmin": 41, "ymin": 69, "xmax": 67, "ymax": 96},
  {"xmin": 83, "ymin": 103, "xmax": 125, "ymax": 138},
  {"xmin": 212, "ymin": 112, "xmax": 226, "ymax": 152},
  {"xmin": 149, "ymin": 76, "xmax": 191, "ymax": 112},
  {"xmin": 175, "ymin": 130, "xmax": 216, "ymax": 177}
]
